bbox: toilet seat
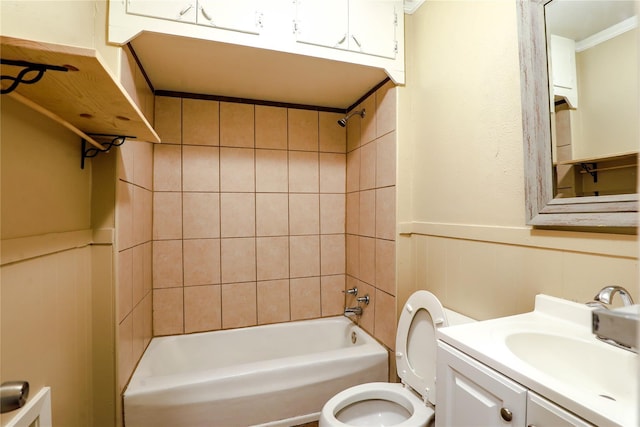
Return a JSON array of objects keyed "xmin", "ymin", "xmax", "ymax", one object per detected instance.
[
  {"xmin": 320, "ymin": 382, "xmax": 434, "ymax": 427},
  {"xmin": 395, "ymin": 290, "xmax": 447, "ymax": 405},
  {"xmin": 320, "ymin": 291, "xmax": 446, "ymax": 427}
]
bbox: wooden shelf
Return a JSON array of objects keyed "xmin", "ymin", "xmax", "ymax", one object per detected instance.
[
  {"xmin": 1, "ymin": 36, "xmax": 160, "ymax": 143},
  {"xmin": 556, "ymin": 151, "xmax": 638, "ymax": 166}
]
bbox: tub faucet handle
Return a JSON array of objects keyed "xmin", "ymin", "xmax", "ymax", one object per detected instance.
[
  {"xmin": 357, "ymin": 295, "xmax": 370, "ymax": 305},
  {"xmin": 342, "ymin": 287, "xmax": 358, "ymax": 296}
]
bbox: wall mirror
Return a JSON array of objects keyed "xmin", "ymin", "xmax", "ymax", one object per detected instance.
[{"xmin": 517, "ymin": 0, "xmax": 638, "ymax": 228}]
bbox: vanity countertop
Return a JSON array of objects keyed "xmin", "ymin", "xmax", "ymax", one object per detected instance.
[{"xmin": 438, "ymin": 294, "xmax": 638, "ymax": 427}]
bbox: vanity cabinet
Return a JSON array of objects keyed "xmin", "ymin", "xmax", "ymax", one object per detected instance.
[
  {"xmin": 294, "ymin": 0, "xmax": 400, "ymax": 59},
  {"xmin": 437, "ymin": 342, "xmax": 594, "ymax": 427}
]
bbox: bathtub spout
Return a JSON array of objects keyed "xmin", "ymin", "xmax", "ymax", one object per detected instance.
[{"xmin": 344, "ymin": 307, "xmax": 362, "ymax": 317}]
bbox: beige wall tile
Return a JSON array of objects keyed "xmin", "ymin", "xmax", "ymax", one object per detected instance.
[
  {"xmin": 152, "ymin": 240, "xmax": 183, "ymax": 288},
  {"xmin": 359, "ymin": 141, "xmax": 376, "ymax": 190},
  {"xmin": 220, "ymin": 102, "xmax": 254, "ymax": 148},
  {"xmin": 321, "ymin": 275, "xmax": 346, "ymax": 316},
  {"xmin": 184, "ymin": 285, "xmax": 222, "ymax": 333},
  {"xmin": 376, "ymin": 132, "xmax": 396, "ymax": 188},
  {"xmin": 118, "ymin": 314, "xmax": 133, "ymax": 393},
  {"xmin": 256, "ymin": 236, "xmax": 290, "ymax": 281},
  {"xmin": 346, "ymin": 192, "xmax": 360, "ymax": 235},
  {"xmin": 255, "ymin": 149, "xmax": 288, "ymax": 192},
  {"xmin": 117, "ymin": 180, "xmax": 133, "ymax": 250},
  {"xmin": 153, "ymin": 144, "xmax": 182, "ymax": 191},
  {"xmin": 183, "ymin": 98, "xmax": 219, "ymax": 146},
  {"xmin": 360, "ymin": 95, "xmax": 376, "ymax": 145},
  {"xmin": 132, "ymin": 244, "xmax": 145, "ymax": 304},
  {"xmin": 183, "ymin": 192, "xmax": 220, "ymax": 239},
  {"xmin": 346, "ymin": 149, "xmax": 361, "ymax": 192},
  {"xmin": 321, "ymin": 234, "xmax": 345, "ymax": 275},
  {"xmin": 346, "ymin": 234, "xmax": 360, "ymax": 277},
  {"xmin": 346, "ymin": 111, "xmax": 361, "ymax": 152},
  {"xmin": 155, "ymin": 96, "xmax": 182, "ymax": 144},
  {"xmin": 182, "ymin": 145, "xmax": 219, "ymax": 192},
  {"xmin": 320, "ymin": 194, "xmax": 345, "ymax": 234},
  {"xmin": 143, "ymin": 241, "xmax": 153, "ymax": 296},
  {"xmin": 289, "ymin": 193, "xmax": 319, "ymax": 235},
  {"xmin": 142, "ymin": 292, "xmax": 153, "ymax": 348},
  {"xmin": 133, "ymin": 186, "xmax": 148, "ymax": 245},
  {"xmin": 220, "ymin": 147, "xmax": 255, "ymax": 192},
  {"xmin": 290, "ymin": 235, "xmax": 320, "ymax": 278},
  {"xmin": 376, "ymin": 81, "xmax": 396, "ymax": 137},
  {"xmin": 257, "ymin": 279, "xmax": 291, "ymax": 324},
  {"xmin": 256, "ymin": 193, "xmax": 289, "ymax": 236},
  {"xmin": 356, "ymin": 280, "xmax": 376, "ymax": 334},
  {"xmin": 256, "ymin": 105, "xmax": 287, "ymax": 149},
  {"xmin": 132, "ymin": 298, "xmax": 146, "ymax": 364},
  {"xmin": 375, "ymin": 239, "xmax": 396, "ymax": 296},
  {"xmin": 142, "ymin": 187, "xmax": 153, "ymax": 242},
  {"xmin": 359, "ymin": 190, "xmax": 376, "ymax": 237},
  {"xmin": 183, "ymin": 239, "xmax": 221, "ymax": 285},
  {"xmin": 153, "ymin": 192, "xmax": 182, "ymax": 240},
  {"xmin": 153, "ymin": 288, "xmax": 184, "ymax": 335},
  {"xmin": 118, "ymin": 138, "xmax": 135, "ymax": 183},
  {"xmin": 288, "ymin": 109, "xmax": 318, "ymax": 151},
  {"xmin": 222, "ymin": 282, "xmax": 257, "ymax": 328},
  {"xmin": 291, "ymin": 277, "xmax": 321, "ymax": 320},
  {"xmin": 375, "ymin": 186, "xmax": 396, "ymax": 241},
  {"xmin": 319, "ymin": 112, "xmax": 347, "ymax": 153},
  {"xmin": 320, "ymin": 153, "xmax": 346, "ymax": 193},
  {"xmin": 359, "ymin": 236, "xmax": 375, "ymax": 285},
  {"xmin": 221, "ymin": 238, "xmax": 257, "ymax": 283},
  {"xmin": 374, "ymin": 289, "xmax": 396, "ymax": 350},
  {"xmin": 289, "ymin": 151, "xmax": 319, "ymax": 193},
  {"xmin": 220, "ymin": 193, "xmax": 256, "ymax": 238},
  {"xmin": 118, "ymin": 248, "xmax": 133, "ymax": 323},
  {"xmin": 135, "ymin": 141, "xmax": 153, "ymax": 190}
]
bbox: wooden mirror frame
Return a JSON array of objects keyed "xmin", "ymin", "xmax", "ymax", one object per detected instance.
[{"xmin": 516, "ymin": 0, "xmax": 638, "ymax": 228}]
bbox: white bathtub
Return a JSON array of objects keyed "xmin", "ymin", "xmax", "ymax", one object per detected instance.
[{"xmin": 123, "ymin": 316, "xmax": 388, "ymax": 427}]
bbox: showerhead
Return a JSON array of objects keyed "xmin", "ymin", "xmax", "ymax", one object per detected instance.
[{"xmin": 337, "ymin": 109, "xmax": 366, "ymax": 127}]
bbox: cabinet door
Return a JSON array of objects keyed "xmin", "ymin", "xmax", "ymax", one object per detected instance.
[
  {"xmin": 436, "ymin": 342, "xmax": 527, "ymax": 427},
  {"xmin": 349, "ymin": 0, "xmax": 399, "ymax": 58},
  {"xmin": 196, "ymin": 0, "xmax": 262, "ymax": 34},
  {"xmin": 295, "ymin": 0, "xmax": 350, "ymax": 50},
  {"xmin": 126, "ymin": 0, "xmax": 196, "ymax": 23},
  {"xmin": 527, "ymin": 392, "xmax": 594, "ymax": 427}
]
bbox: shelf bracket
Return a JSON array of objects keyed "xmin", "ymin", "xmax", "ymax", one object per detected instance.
[
  {"xmin": 580, "ymin": 162, "xmax": 598, "ymax": 183},
  {"xmin": 81, "ymin": 134, "xmax": 134, "ymax": 169},
  {"xmin": 1, "ymin": 59, "xmax": 69, "ymax": 94}
]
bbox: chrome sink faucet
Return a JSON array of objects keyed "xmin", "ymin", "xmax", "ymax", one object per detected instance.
[{"xmin": 592, "ymin": 285, "xmax": 635, "ymax": 307}]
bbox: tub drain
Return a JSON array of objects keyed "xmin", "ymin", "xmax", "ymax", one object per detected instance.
[
  {"xmin": 599, "ymin": 394, "xmax": 616, "ymax": 401},
  {"xmin": 351, "ymin": 331, "xmax": 357, "ymax": 344}
]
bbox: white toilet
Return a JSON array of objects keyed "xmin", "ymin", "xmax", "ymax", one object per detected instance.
[{"xmin": 320, "ymin": 290, "xmax": 473, "ymax": 427}]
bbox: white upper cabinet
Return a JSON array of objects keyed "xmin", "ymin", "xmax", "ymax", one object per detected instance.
[
  {"xmin": 295, "ymin": 0, "xmax": 399, "ymax": 59},
  {"xmin": 127, "ymin": 0, "xmax": 197, "ymax": 23},
  {"xmin": 550, "ymin": 34, "xmax": 578, "ymax": 108},
  {"xmin": 196, "ymin": 0, "xmax": 262, "ymax": 34}
]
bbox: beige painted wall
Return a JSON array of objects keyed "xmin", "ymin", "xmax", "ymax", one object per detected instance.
[
  {"xmin": 397, "ymin": 0, "xmax": 638, "ymax": 321},
  {"xmin": 573, "ymin": 28, "xmax": 638, "ymax": 159},
  {"xmin": 0, "ymin": 97, "xmax": 114, "ymax": 427}
]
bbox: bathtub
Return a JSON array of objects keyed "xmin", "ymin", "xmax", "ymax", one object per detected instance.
[{"xmin": 123, "ymin": 316, "xmax": 388, "ymax": 427}]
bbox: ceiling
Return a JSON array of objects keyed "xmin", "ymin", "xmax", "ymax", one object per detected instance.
[
  {"xmin": 546, "ymin": 0, "xmax": 637, "ymax": 41},
  {"xmin": 130, "ymin": 31, "xmax": 389, "ymax": 111}
]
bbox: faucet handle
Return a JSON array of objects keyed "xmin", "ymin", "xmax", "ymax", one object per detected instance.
[
  {"xmin": 342, "ymin": 287, "xmax": 358, "ymax": 296},
  {"xmin": 357, "ymin": 294, "xmax": 370, "ymax": 305}
]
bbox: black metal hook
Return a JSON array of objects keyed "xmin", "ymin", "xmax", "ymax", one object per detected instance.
[{"xmin": 1, "ymin": 59, "xmax": 69, "ymax": 94}]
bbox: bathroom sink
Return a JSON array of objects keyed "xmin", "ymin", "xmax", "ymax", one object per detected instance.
[{"xmin": 505, "ymin": 332, "xmax": 636, "ymax": 404}]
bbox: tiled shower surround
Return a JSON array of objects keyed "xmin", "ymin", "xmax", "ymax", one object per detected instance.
[{"xmin": 149, "ymin": 80, "xmax": 397, "ymax": 348}]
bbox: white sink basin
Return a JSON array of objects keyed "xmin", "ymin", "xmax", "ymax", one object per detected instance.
[{"xmin": 505, "ymin": 332, "xmax": 636, "ymax": 405}]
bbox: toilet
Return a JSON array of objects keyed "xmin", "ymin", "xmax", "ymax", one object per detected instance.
[{"xmin": 320, "ymin": 290, "xmax": 473, "ymax": 427}]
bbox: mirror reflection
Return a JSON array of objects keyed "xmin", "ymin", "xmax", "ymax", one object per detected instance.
[{"xmin": 545, "ymin": 0, "xmax": 638, "ymax": 198}]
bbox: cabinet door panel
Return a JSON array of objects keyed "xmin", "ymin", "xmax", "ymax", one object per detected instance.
[
  {"xmin": 197, "ymin": 0, "xmax": 261, "ymax": 34},
  {"xmin": 127, "ymin": 0, "xmax": 196, "ymax": 22},
  {"xmin": 295, "ymin": 0, "xmax": 349, "ymax": 49},
  {"xmin": 527, "ymin": 392, "xmax": 595, "ymax": 427},
  {"xmin": 349, "ymin": 0, "xmax": 398, "ymax": 58},
  {"xmin": 437, "ymin": 343, "xmax": 527, "ymax": 427}
]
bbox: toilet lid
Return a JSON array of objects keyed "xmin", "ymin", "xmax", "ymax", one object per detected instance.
[{"xmin": 395, "ymin": 291, "xmax": 447, "ymax": 405}]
